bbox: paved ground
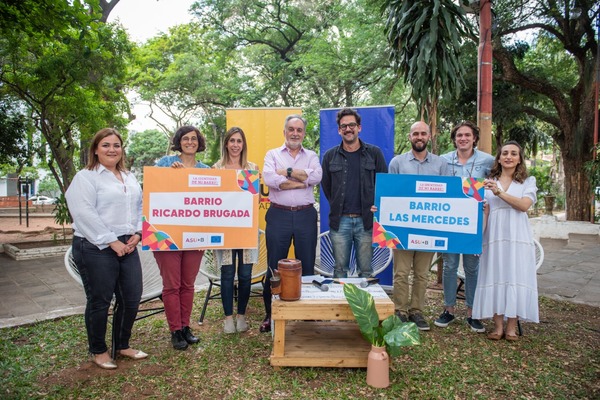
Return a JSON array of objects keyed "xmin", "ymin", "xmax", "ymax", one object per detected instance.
[{"xmin": 0, "ymin": 234, "xmax": 598, "ymax": 329}]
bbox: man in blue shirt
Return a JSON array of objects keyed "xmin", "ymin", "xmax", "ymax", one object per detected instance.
[
  {"xmin": 388, "ymin": 121, "xmax": 449, "ymax": 331},
  {"xmin": 435, "ymin": 120, "xmax": 494, "ymax": 333},
  {"xmin": 321, "ymin": 108, "xmax": 388, "ymax": 278}
]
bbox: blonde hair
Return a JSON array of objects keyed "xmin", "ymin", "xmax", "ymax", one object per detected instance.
[{"xmin": 219, "ymin": 127, "xmax": 249, "ymax": 168}]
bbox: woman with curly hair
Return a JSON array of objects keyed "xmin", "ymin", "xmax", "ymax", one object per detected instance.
[{"xmin": 154, "ymin": 126, "xmax": 209, "ymax": 350}]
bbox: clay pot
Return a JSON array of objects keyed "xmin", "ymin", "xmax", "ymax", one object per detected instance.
[
  {"xmin": 277, "ymin": 259, "xmax": 302, "ymax": 301},
  {"xmin": 366, "ymin": 345, "xmax": 389, "ymax": 388}
]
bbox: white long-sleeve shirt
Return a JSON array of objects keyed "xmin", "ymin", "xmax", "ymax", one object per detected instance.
[{"xmin": 66, "ymin": 165, "xmax": 143, "ymax": 249}]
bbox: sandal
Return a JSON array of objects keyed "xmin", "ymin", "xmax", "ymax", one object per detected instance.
[
  {"xmin": 486, "ymin": 332, "xmax": 504, "ymax": 341},
  {"xmin": 505, "ymin": 333, "xmax": 519, "ymax": 342}
]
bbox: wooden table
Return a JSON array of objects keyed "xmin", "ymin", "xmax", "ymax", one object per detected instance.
[{"xmin": 270, "ymin": 283, "xmax": 394, "ymax": 368}]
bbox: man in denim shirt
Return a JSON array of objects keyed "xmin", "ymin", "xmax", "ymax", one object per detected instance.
[
  {"xmin": 321, "ymin": 108, "xmax": 388, "ymax": 278},
  {"xmin": 435, "ymin": 120, "xmax": 494, "ymax": 333}
]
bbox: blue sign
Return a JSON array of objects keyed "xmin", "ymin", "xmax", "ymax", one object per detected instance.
[{"xmin": 373, "ymin": 174, "xmax": 485, "ymax": 254}]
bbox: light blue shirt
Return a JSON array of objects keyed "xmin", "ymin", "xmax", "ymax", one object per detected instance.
[
  {"xmin": 155, "ymin": 155, "xmax": 209, "ymax": 169},
  {"xmin": 388, "ymin": 151, "xmax": 449, "ymax": 176},
  {"xmin": 442, "ymin": 149, "xmax": 494, "ymax": 179}
]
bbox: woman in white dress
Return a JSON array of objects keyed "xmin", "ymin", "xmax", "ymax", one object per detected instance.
[{"xmin": 474, "ymin": 141, "xmax": 539, "ymax": 341}]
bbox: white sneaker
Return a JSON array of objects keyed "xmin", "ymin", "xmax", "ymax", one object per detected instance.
[
  {"xmin": 224, "ymin": 318, "xmax": 236, "ymax": 334},
  {"xmin": 236, "ymin": 315, "xmax": 249, "ymax": 332}
]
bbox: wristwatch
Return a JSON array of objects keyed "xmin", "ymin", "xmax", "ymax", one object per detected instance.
[{"xmin": 287, "ymin": 167, "xmax": 292, "ymax": 178}]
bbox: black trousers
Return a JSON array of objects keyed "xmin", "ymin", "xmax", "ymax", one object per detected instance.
[{"xmin": 263, "ymin": 205, "xmax": 317, "ymax": 316}]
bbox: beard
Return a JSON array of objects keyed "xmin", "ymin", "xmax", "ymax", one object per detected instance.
[
  {"xmin": 411, "ymin": 140, "xmax": 427, "ymax": 153},
  {"xmin": 286, "ymin": 140, "xmax": 302, "ymax": 150}
]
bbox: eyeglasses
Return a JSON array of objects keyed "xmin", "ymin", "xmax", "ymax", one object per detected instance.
[
  {"xmin": 181, "ymin": 137, "xmax": 198, "ymax": 142},
  {"xmin": 339, "ymin": 123, "xmax": 358, "ymax": 130}
]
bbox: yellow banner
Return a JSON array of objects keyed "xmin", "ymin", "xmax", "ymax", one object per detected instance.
[
  {"xmin": 226, "ymin": 107, "xmax": 302, "ymax": 230},
  {"xmin": 141, "ymin": 167, "xmax": 260, "ymax": 251}
]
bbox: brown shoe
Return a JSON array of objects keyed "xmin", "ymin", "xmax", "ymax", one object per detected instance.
[
  {"xmin": 486, "ymin": 332, "xmax": 504, "ymax": 340},
  {"xmin": 505, "ymin": 333, "xmax": 519, "ymax": 341}
]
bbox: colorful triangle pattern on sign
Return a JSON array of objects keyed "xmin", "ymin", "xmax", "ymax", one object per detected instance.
[
  {"xmin": 462, "ymin": 177, "xmax": 485, "ymax": 202},
  {"xmin": 372, "ymin": 217, "xmax": 402, "ymax": 249},
  {"xmin": 237, "ymin": 169, "xmax": 260, "ymax": 194},
  {"xmin": 141, "ymin": 216, "xmax": 179, "ymax": 251}
]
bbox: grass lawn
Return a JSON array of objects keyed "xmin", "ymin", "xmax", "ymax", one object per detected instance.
[{"xmin": 1, "ymin": 283, "xmax": 599, "ymax": 399}]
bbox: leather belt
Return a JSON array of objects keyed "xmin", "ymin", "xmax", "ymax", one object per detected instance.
[
  {"xmin": 343, "ymin": 214, "xmax": 362, "ymax": 218},
  {"xmin": 270, "ymin": 202, "xmax": 313, "ymax": 211}
]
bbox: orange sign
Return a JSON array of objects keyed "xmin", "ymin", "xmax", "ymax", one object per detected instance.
[
  {"xmin": 141, "ymin": 167, "xmax": 260, "ymax": 251},
  {"xmin": 226, "ymin": 107, "xmax": 302, "ymax": 231}
]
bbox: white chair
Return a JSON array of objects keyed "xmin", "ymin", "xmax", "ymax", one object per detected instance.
[
  {"xmin": 456, "ymin": 238, "xmax": 544, "ymax": 292},
  {"xmin": 314, "ymin": 230, "xmax": 393, "ymax": 277},
  {"xmin": 64, "ymin": 245, "xmax": 165, "ymax": 315},
  {"xmin": 64, "ymin": 244, "xmax": 164, "ymax": 359},
  {"xmin": 197, "ymin": 230, "xmax": 267, "ymax": 324}
]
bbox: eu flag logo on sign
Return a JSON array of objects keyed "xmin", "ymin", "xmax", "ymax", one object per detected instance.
[
  {"xmin": 211, "ymin": 236, "xmax": 222, "ymax": 244},
  {"xmin": 435, "ymin": 240, "xmax": 445, "ymax": 247}
]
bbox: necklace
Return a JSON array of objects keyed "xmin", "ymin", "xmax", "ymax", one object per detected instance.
[{"xmin": 452, "ymin": 150, "xmax": 477, "ymax": 177}]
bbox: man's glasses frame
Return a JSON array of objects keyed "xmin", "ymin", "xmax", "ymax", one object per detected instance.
[{"xmin": 339, "ymin": 123, "xmax": 359, "ymax": 130}]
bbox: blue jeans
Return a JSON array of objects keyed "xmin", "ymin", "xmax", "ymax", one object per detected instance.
[
  {"xmin": 442, "ymin": 253, "xmax": 480, "ymax": 309},
  {"xmin": 330, "ymin": 216, "xmax": 374, "ymax": 278},
  {"xmin": 220, "ymin": 249, "xmax": 252, "ymax": 316},
  {"xmin": 72, "ymin": 236, "xmax": 142, "ymax": 355}
]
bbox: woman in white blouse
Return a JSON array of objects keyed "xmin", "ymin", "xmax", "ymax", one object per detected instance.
[{"xmin": 66, "ymin": 128, "xmax": 147, "ymax": 370}]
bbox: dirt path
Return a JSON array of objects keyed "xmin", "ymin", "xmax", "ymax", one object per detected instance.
[{"xmin": 0, "ymin": 217, "xmax": 71, "ymax": 244}]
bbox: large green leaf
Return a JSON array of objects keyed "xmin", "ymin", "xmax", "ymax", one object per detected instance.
[
  {"xmin": 383, "ymin": 317, "xmax": 421, "ymax": 357},
  {"xmin": 343, "ymin": 283, "xmax": 381, "ymax": 346}
]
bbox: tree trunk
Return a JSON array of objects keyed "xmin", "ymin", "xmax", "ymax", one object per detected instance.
[
  {"xmin": 493, "ymin": 44, "xmax": 595, "ymax": 221},
  {"xmin": 562, "ymin": 147, "xmax": 592, "ymax": 221},
  {"xmin": 427, "ymin": 99, "xmax": 439, "ymax": 155}
]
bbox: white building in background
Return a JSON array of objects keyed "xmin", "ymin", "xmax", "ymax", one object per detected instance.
[{"xmin": 0, "ymin": 174, "xmax": 19, "ymax": 197}]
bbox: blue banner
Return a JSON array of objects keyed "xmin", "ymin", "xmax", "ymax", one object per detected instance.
[
  {"xmin": 319, "ymin": 106, "xmax": 395, "ymax": 283},
  {"xmin": 373, "ymin": 174, "xmax": 485, "ymax": 254}
]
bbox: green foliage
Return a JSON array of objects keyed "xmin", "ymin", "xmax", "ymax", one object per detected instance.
[
  {"xmin": 584, "ymin": 144, "xmax": 600, "ymax": 196},
  {"xmin": 53, "ymin": 194, "xmax": 71, "ymax": 244},
  {"xmin": 490, "ymin": 1, "xmax": 597, "ymax": 220},
  {"xmin": 0, "ymin": 0, "xmax": 133, "ymax": 193},
  {"xmin": 343, "ymin": 283, "xmax": 420, "ymax": 355},
  {"xmin": 127, "ymin": 129, "xmax": 170, "ymax": 176},
  {"xmin": 0, "ymin": 97, "xmax": 31, "ymax": 166},
  {"xmin": 529, "ymin": 164, "xmax": 557, "ymax": 197},
  {"xmin": 382, "ymin": 0, "xmax": 474, "ymax": 111},
  {"xmin": 37, "ymin": 174, "xmax": 60, "ymax": 197}
]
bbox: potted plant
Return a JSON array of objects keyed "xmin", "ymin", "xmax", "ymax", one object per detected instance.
[{"xmin": 343, "ymin": 283, "xmax": 420, "ymax": 388}]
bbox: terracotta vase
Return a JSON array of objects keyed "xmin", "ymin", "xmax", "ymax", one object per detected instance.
[{"xmin": 366, "ymin": 345, "xmax": 389, "ymax": 388}]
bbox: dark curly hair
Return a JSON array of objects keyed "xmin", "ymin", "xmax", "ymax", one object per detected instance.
[
  {"xmin": 488, "ymin": 140, "xmax": 528, "ymax": 183},
  {"xmin": 336, "ymin": 108, "xmax": 361, "ymax": 126},
  {"xmin": 171, "ymin": 125, "xmax": 206, "ymax": 153}
]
